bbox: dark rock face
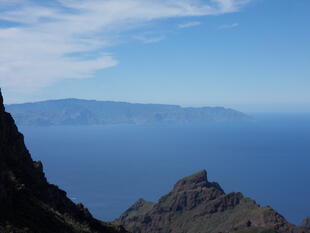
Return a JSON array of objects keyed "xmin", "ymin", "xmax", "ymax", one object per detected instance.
[
  {"xmin": 0, "ymin": 89, "xmax": 127, "ymax": 233},
  {"xmin": 116, "ymin": 170, "xmax": 310, "ymax": 233},
  {"xmin": 301, "ymin": 217, "xmax": 310, "ymax": 228}
]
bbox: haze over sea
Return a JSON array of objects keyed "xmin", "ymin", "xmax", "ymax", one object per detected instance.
[{"xmin": 20, "ymin": 113, "xmax": 310, "ymax": 225}]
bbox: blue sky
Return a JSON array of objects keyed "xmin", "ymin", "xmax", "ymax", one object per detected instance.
[{"xmin": 0, "ymin": 0, "xmax": 309, "ymax": 112}]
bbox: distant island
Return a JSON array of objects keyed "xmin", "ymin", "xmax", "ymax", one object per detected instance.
[{"xmin": 6, "ymin": 99, "xmax": 249, "ymax": 126}]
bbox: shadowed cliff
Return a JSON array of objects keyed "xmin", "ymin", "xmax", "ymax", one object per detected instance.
[{"xmin": 0, "ymin": 89, "xmax": 128, "ymax": 233}]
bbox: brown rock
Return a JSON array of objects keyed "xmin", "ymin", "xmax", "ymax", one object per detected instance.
[
  {"xmin": 301, "ymin": 217, "xmax": 310, "ymax": 228},
  {"xmin": 116, "ymin": 170, "xmax": 310, "ymax": 233}
]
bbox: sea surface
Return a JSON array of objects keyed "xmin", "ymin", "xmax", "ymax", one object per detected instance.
[{"xmin": 19, "ymin": 113, "xmax": 310, "ymax": 225}]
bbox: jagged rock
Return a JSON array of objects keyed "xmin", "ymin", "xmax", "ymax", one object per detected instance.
[
  {"xmin": 116, "ymin": 170, "xmax": 310, "ymax": 233},
  {"xmin": 301, "ymin": 217, "xmax": 310, "ymax": 228},
  {"xmin": 0, "ymin": 89, "xmax": 128, "ymax": 233}
]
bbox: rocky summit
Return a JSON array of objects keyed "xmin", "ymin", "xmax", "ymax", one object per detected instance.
[
  {"xmin": 0, "ymin": 89, "xmax": 127, "ymax": 233},
  {"xmin": 116, "ymin": 170, "xmax": 310, "ymax": 233},
  {"xmin": 301, "ymin": 217, "xmax": 310, "ymax": 228}
]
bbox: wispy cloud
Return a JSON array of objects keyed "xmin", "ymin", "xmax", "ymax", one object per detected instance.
[
  {"xmin": 178, "ymin": 21, "xmax": 201, "ymax": 29},
  {"xmin": 0, "ymin": 0, "xmax": 251, "ymax": 91},
  {"xmin": 134, "ymin": 34, "xmax": 165, "ymax": 44},
  {"xmin": 219, "ymin": 23, "xmax": 240, "ymax": 29}
]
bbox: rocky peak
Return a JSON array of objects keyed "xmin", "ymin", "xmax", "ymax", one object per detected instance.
[
  {"xmin": 172, "ymin": 170, "xmax": 224, "ymax": 194},
  {"xmin": 116, "ymin": 170, "xmax": 310, "ymax": 233},
  {"xmin": 119, "ymin": 199, "xmax": 154, "ymax": 222},
  {"xmin": 122, "ymin": 198, "xmax": 153, "ymax": 214},
  {"xmin": 132, "ymin": 199, "xmax": 150, "ymax": 209},
  {"xmin": 301, "ymin": 217, "xmax": 310, "ymax": 228},
  {"xmin": 0, "ymin": 89, "xmax": 3, "ymax": 112}
]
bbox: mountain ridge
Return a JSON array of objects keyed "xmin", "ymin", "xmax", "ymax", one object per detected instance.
[
  {"xmin": 5, "ymin": 99, "xmax": 249, "ymax": 126},
  {"xmin": 116, "ymin": 170, "xmax": 310, "ymax": 233},
  {"xmin": 301, "ymin": 217, "xmax": 310, "ymax": 228}
]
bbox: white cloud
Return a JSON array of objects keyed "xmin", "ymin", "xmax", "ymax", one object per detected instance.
[
  {"xmin": 178, "ymin": 21, "xmax": 201, "ymax": 29},
  {"xmin": 219, "ymin": 22, "xmax": 240, "ymax": 29},
  {"xmin": 0, "ymin": 0, "xmax": 251, "ymax": 92},
  {"xmin": 134, "ymin": 34, "xmax": 165, "ymax": 44}
]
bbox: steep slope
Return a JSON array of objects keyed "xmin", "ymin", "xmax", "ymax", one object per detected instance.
[
  {"xmin": 0, "ymin": 89, "xmax": 127, "ymax": 233},
  {"xmin": 116, "ymin": 170, "xmax": 309, "ymax": 233},
  {"xmin": 6, "ymin": 99, "xmax": 249, "ymax": 126},
  {"xmin": 301, "ymin": 217, "xmax": 310, "ymax": 228}
]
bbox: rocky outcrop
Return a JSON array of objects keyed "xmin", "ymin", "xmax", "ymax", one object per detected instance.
[
  {"xmin": 116, "ymin": 170, "xmax": 310, "ymax": 233},
  {"xmin": 301, "ymin": 217, "xmax": 310, "ymax": 228},
  {"xmin": 0, "ymin": 89, "xmax": 128, "ymax": 233}
]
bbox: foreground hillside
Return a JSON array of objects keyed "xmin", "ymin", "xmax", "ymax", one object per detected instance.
[
  {"xmin": 0, "ymin": 90, "xmax": 127, "ymax": 233},
  {"xmin": 6, "ymin": 99, "xmax": 249, "ymax": 126},
  {"xmin": 116, "ymin": 170, "xmax": 309, "ymax": 233}
]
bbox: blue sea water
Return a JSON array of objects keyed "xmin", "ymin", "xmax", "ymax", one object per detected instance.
[{"xmin": 20, "ymin": 113, "xmax": 310, "ymax": 225}]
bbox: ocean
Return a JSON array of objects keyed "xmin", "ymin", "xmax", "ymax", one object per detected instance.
[{"xmin": 19, "ymin": 113, "xmax": 310, "ymax": 224}]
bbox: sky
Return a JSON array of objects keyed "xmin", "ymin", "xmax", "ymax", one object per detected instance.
[{"xmin": 0, "ymin": 0, "xmax": 309, "ymax": 112}]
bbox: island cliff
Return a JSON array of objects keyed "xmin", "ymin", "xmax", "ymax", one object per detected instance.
[
  {"xmin": 0, "ymin": 89, "xmax": 127, "ymax": 233},
  {"xmin": 6, "ymin": 99, "xmax": 249, "ymax": 126}
]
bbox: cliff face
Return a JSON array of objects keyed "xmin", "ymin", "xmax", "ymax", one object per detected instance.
[
  {"xmin": 301, "ymin": 217, "xmax": 310, "ymax": 228},
  {"xmin": 116, "ymin": 170, "xmax": 309, "ymax": 233},
  {"xmin": 0, "ymin": 90, "xmax": 127, "ymax": 233}
]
